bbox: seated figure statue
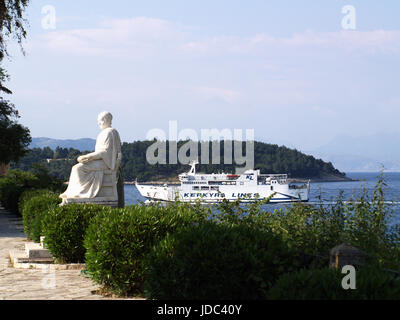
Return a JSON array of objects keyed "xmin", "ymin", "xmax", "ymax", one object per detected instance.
[{"xmin": 60, "ymin": 111, "xmax": 124, "ymax": 207}]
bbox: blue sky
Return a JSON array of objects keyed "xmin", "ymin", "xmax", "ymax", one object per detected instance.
[{"xmin": 3, "ymin": 0, "xmax": 400, "ymax": 151}]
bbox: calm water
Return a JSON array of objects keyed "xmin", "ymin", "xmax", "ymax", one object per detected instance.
[{"xmin": 124, "ymin": 172, "xmax": 400, "ymax": 225}]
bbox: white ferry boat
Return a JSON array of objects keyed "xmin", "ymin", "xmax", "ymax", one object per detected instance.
[{"xmin": 135, "ymin": 161, "xmax": 310, "ymax": 203}]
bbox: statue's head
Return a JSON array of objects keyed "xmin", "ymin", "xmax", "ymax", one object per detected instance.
[{"xmin": 98, "ymin": 111, "xmax": 113, "ymax": 130}]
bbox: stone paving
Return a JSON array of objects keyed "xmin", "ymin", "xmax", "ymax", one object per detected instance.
[{"xmin": 0, "ymin": 207, "xmax": 138, "ymax": 300}]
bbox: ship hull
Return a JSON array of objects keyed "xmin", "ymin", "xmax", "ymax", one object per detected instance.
[{"xmin": 135, "ymin": 184, "xmax": 309, "ymax": 203}]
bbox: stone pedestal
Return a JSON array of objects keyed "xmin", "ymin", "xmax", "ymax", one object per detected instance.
[
  {"xmin": 62, "ymin": 169, "xmax": 124, "ymax": 208},
  {"xmin": 0, "ymin": 162, "xmax": 9, "ymax": 176},
  {"xmin": 330, "ymin": 243, "xmax": 367, "ymax": 269},
  {"xmin": 25, "ymin": 242, "xmax": 52, "ymax": 260},
  {"xmin": 9, "ymin": 242, "xmax": 54, "ymax": 267},
  {"xmin": 9, "ymin": 241, "xmax": 86, "ymax": 270}
]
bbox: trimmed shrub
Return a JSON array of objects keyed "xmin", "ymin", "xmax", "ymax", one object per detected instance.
[
  {"xmin": 42, "ymin": 204, "xmax": 110, "ymax": 263},
  {"xmin": 20, "ymin": 190, "xmax": 61, "ymax": 242},
  {"xmin": 267, "ymin": 266, "xmax": 400, "ymax": 300},
  {"xmin": 84, "ymin": 203, "xmax": 207, "ymax": 296},
  {"xmin": 144, "ymin": 222, "xmax": 302, "ymax": 300}
]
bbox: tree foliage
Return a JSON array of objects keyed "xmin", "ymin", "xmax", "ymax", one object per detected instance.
[
  {"xmin": 121, "ymin": 140, "xmax": 345, "ymax": 181},
  {"xmin": 10, "ymin": 147, "xmax": 89, "ymax": 178},
  {"xmin": 0, "ymin": 97, "xmax": 31, "ymax": 164},
  {"xmin": 0, "ymin": 0, "xmax": 29, "ymax": 60},
  {"xmin": 0, "ymin": 0, "xmax": 30, "ymax": 167}
]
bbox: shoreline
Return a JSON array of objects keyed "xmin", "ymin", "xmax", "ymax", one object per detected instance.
[
  {"xmin": 308, "ymin": 177, "xmax": 357, "ymax": 183},
  {"xmin": 124, "ymin": 175, "xmax": 357, "ymax": 185}
]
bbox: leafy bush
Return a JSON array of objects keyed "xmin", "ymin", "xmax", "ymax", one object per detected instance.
[
  {"xmin": 18, "ymin": 188, "xmax": 51, "ymax": 214},
  {"xmin": 339, "ymin": 175, "xmax": 400, "ymax": 269},
  {"xmin": 0, "ymin": 168, "xmax": 64, "ymax": 214},
  {"xmin": 144, "ymin": 222, "xmax": 303, "ymax": 300},
  {"xmin": 0, "ymin": 170, "xmax": 38, "ymax": 213},
  {"xmin": 268, "ymin": 266, "xmax": 400, "ymax": 300},
  {"xmin": 42, "ymin": 204, "xmax": 109, "ymax": 263},
  {"xmin": 28, "ymin": 163, "xmax": 65, "ymax": 193},
  {"xmin": 20, "ymin": 190, "xmax": 61, "ymax": 242},
  {"xmin": 264, "ymin": 174, "xmax": 400, "ymax": 270},
  {"xmin": 213, "ymin": 173, "xmax": 400, "ymax": 271},
  {"xmin": 84, "ymin": 203, "xmax": 207, "ymax": 296},
  {"xmin": 261, "ymin": 201, "xmax": 346, "ymax": 268},
  {"xmin": 207, "ymin": 195, "xmax": 342, "ymax": 269}
]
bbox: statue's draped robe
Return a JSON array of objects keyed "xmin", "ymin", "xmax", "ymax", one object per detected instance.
[{"xmin": 60, "ymin": 128, "xmax": 122, "ymax": 199}]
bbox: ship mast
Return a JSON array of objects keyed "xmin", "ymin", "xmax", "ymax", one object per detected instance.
[{"xmin": 188, "ymin": 160, "xmax": 199, "ymax": 175}]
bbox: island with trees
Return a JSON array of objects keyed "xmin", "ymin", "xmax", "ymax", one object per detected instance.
[{"xmin": 11, "ymin": 140, "xmax": 350, "ymax": 182}]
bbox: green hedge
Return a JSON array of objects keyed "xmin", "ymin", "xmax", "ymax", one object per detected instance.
[
  {"xmin": 84, "ymin": 203, "xmax": 207, "ymax": 296},
  {"xmin": 267, "ymin": 266, "xmax": 400, "ymax": 300},
  {"xmin": 144, "ymin": 222, "xmax": 302, "ymax": 300},
  {"xmin": 42, "ymin": 204, "xmax": 109, "ymax": 263},
  {"xmin": 20, "ymin": 190, "xmax": 61, "ymax": 242}
]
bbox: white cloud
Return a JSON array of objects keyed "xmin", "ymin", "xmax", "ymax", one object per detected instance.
[
  {"xmin": 38, "ymin": 17, "xmax": 187, "ymax": 58},
  {"xmin": 11, "ymin": 16, "xmax": 400, "ymax": 145},
  {"xmin": 183, "ymin": 30, "xmax": 400, "ymax": 56},
  {"xmin": 33, "ymin": 17, "xmax": 400, "ymax": 59}
]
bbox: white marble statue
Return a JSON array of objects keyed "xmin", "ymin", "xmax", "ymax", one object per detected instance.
[{"xmin": 60, "ymin": 111, "xmax": 122, "ymax": 205}]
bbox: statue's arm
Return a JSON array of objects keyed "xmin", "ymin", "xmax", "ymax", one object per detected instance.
[
  {"xmin": 77, "ymin": 151, "xmax": 105, "ymax": 164},
  {"xmin": 77, "ymin": 129, "xmax": 118, "ymax": 166}
]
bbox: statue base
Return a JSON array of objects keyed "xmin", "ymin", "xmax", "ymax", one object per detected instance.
[
  {"xmin": 60, "ymin": 169, "xmax": 124, "ymax": 209},
  {"xmin": 61, "ymin": 197, "xmax": 119, "ymax": 208}
]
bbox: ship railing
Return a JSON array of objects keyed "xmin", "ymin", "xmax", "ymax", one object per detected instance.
[
  {"xmin": 136, "ymin": 181, "xmax": 180, "ymax": 186},
  {"xmin": 259, "ymin": 174, "xmax": 288, "ymax": 180},
  {"xmin": 288, "ymin": 178, "xmax": 310, "ymax": 183},
  {"xmin": 288, "ymin": 178, "xmax": 310, "ymax": 190}
]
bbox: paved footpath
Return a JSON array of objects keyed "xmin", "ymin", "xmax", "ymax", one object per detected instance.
[{"xmin": 0, "ymin": 207, "xmax": 136, "ymax": 300}]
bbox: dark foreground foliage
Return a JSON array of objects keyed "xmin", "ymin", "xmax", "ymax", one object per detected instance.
[
  {"xmin": 84, "ymin": 203, "xmax": 208, "ymax": 296},
  {"xmin": 14, "ymin": 171, "xmax": 400, "ymax": 299},
  {"xmin": 20, "ymin": 189, "xmax": 61, "ymax": 242},
  {"xmin": 41, "ymin": 204, "xmax": 109, "ymax": 263}
]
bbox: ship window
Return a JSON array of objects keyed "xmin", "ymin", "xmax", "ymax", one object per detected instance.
[
  {"xmin": 210, "ymin": 186, "xmax": 219, "ymax": 191},
  {"xmin": 201, "ymin": 186, "xmax": 209, "ymax": 191},
  {"xmin": 193, "ymin": 186, "xmax": 199, "ymax": 190},
  {"xmin": 271, "ymin": 186, "xmax": 274, "ymax": 191},
  {"xmin": 240, "ymin": 182, "xmax": 244, "ymax": 185}
]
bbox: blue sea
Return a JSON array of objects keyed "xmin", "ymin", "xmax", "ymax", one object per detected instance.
[{"xmin": 124, "ymin": 172, "xmax": 400, "ymax": 225}]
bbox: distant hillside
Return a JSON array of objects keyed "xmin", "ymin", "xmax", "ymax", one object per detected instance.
[
  {"xmin": 309, "ymin": 152, "xmax": 400, "ymax": 172},
  {"xmin": 310, "ymin": 133, "xmax": 400, "ymax": 172},
  {"xmin": 30, "ymin": 137, "xmax": 96, "ymax": 152},
  {"xmin": 17, "ymin": 139, "xmax": 348, "ymax": 182},
  {"xmin": 313, "ymin": 133, "xmax": 400, "ymax": 160}
]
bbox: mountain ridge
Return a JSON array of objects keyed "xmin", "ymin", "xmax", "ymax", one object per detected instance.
[{"xmin": 30, "ymin": 137, "xmax": 96, "ymax": 152}]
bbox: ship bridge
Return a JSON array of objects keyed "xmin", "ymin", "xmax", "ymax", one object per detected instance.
[{"xmin": 178, "ymin": 162, "xmax": 292, "ymax": 187}]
